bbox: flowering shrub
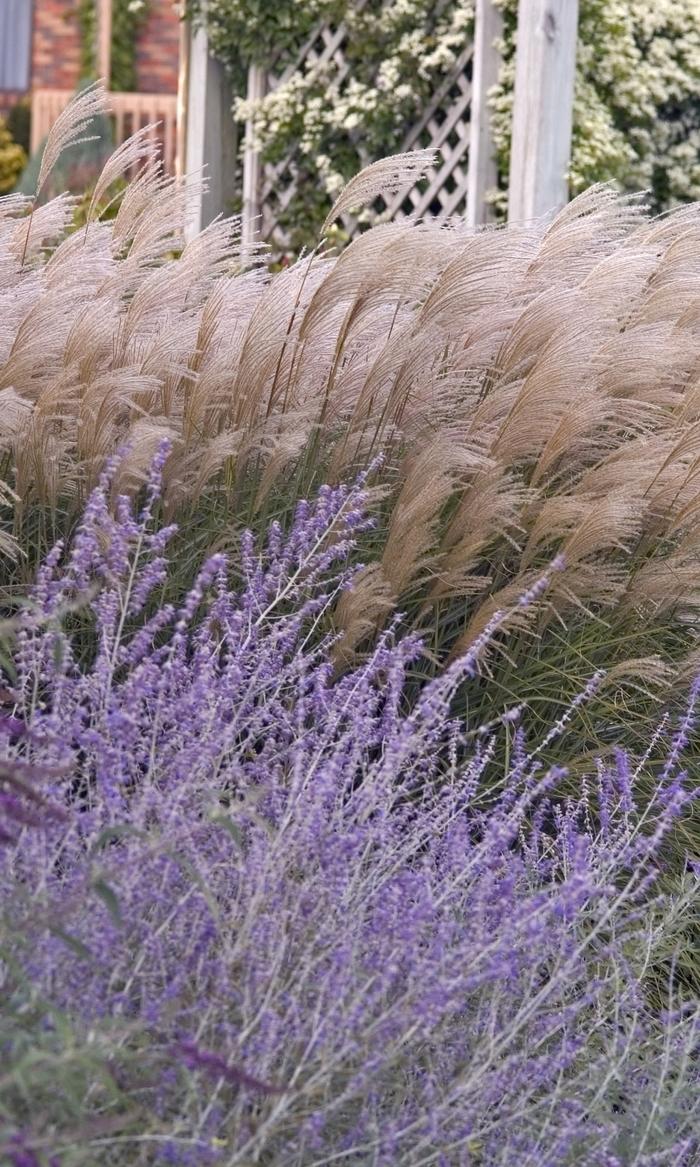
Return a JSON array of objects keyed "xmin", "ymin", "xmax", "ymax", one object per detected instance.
[
  {"xmin": 0, "ymin": 117, "xmax": 26, "ymax": 196},
  {"xmin": 192, "ymin": 0, "xmax": 700, "ymax": 240},
  {"xmin": 190, "ymin": 0, "xmax": 475, "ymax": 241},
  {"xmin": 1, "ymin": 454, "xmax": 699, "ymax": 1164},
  {"xmin": 493, "ymin": 0, "xmax": 700, "ymax": 213}
]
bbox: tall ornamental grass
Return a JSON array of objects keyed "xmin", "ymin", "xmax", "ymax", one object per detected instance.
[
  {"xmin": 4, "ymin": 89, "xmax": 700, "ymax": 784},
  {"xmin": 1, "ymin": 456, "xmax": 699, "ymax": 1165}
]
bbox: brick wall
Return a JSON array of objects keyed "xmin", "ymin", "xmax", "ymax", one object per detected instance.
[
  {"xmin": 135, "ymin": 0, "xmax": 180, "ymax": 94},
  {"xmin": 33, "ymin": 0, "xmax": 82, "ymax": 92},
  {"xmin": 29, "ymin": 1, "xmax": 179, "ymax": 97}
]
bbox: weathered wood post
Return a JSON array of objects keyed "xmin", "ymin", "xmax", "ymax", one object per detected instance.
[
  {"xmin": 97, "ymin": 0, "xmax": 113, "ymax": 87},
  {"xmin": 467, "ymin": 0, "xmax": 503, "ymax": 228},
  {"xmin": 241, "ymin": 64, "xmax": 266, "ymax": 250},
  {"xmin": 175, "ymin": 1, "xmax": 190, "ymax": 180},
  {"xmin": 508, "ymin": 0, "xmax": 579, "ymax": 222},
  {"xmin": 184, "ymin": 7, "xmax": 239, "ymax": 239}
]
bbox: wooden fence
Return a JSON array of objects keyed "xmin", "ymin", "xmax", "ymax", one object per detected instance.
[
  {"xmin": 30, "ymin": 88, "xmax": 179, "ymax": 174},
  {"xmin": 183, "ymin": 0, "xmax": 579, "ymax": 244}
]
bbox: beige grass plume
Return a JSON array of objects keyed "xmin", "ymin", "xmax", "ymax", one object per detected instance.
[
  {"xmin": 321, "ymin": 149, "xmax": 438, "ymax": 236},
  {"xmin": 6, "ymin": 90, "xmax": 700, "ymax": 716}
]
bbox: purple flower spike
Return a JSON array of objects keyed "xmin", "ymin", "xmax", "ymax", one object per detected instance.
[
  {"xmin": 174, "ymin": 1041, "xmax": 285, "ymax": 1095},
  {"xmin": 1, "ymin": 452, "xmax": 698, "ymax": 1165},
  {"xmin": 5, "ymin": 1133, "xmax": 41, "ymax": 1167},
  {"xmin": 0, "ymin": 715, "xmax": 26, "ymax": 741}
]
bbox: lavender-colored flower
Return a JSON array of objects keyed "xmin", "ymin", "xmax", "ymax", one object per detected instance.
[
  {"xmin": 0, "ymin": 715, "xmax": 26, "ymax": 741},
  {"xmin": 3, "ymin": 1133, "xmax": 42, "ymax": 1167},
  {"xmin": 0, "ymin": 456, "xmax": 698, "ymax": 1165},
  {"xmin": 0, "ymin": 758, "xmax": 68, "ymax": 846},
  {"xmin": 173, "ymin": 1040, "xmax": 284, "ymax": 1094}
]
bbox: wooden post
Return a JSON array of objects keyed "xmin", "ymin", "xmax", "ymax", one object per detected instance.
[
  {"xmin": 241, "ymin": 64, "xmax": 266, "ymax": 250},
  {"xmin": 184, "ymin": 12, "xmax": 239, "ymax": 239},
  {"xmin": 507, "ymin": 0, "xmax": 578, "ymax": 223},
  {"xmin": 175, "ymin": 1, "xmax": 190, "ymax": 179},
  {"xmin": 97, "ymin": 0, "xmax": 112, "ymax": 88},
  {"xmin": 467, "ymin": 0, "xmax": 503, "ymax": 228}
]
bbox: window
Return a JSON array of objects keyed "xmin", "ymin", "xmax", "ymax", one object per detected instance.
[{"xmin": 0, "ymin": 0, "xmax": 32, "ymax": 92}]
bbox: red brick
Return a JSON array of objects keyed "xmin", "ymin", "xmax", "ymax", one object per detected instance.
[
  {"xmin": 32, "ymin": 0, "xmax": 82, "ymax": 91},
  {"xmin": 27, "ymin": 1, "xmax": 180, "ymax": 96},
  {"xmin": 135, "ymin": 0, "xmax": 180, "ymax": 94}
]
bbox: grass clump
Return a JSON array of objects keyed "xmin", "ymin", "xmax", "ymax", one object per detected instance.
[{"xmin": 3, "ymin": 90, "xmax": 700, "ymax": 854}]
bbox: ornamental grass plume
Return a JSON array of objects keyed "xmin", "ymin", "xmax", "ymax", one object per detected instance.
[
  {"xmin": 0, "ymin": 455, "xmax": 698, "ymax": 1165},
  {"xmin": 9, "ymin": 92, "xmax": 700, "ymax": 841}
]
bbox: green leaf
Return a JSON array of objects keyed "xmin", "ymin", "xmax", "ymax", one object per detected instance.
[
  {"xmin": 52, "ymin": 631, "xmax": 65, "ymax": 670},
  {"xmin": 92, "ymin": 878, "xmax": 123, "ymax": 926},
  {"xmin": 89, "ymin": 823, "xmax": 148, "ymax": 854},
  {"xmin": 48, "ymin": 925, "xmax": 93, "ymax": 961},
  {"xmin": 209, "ymin": 811, "xmax": 245, "ymax": 850},
  {"xmin": 166, "ymin": 851, "xmax": 220, "ymax": 923}
]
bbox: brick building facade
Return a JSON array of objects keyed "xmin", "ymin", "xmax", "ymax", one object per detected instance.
[
  {"xmin": 0, "ymin": 0, "xmax": 180, "ymax": 117},
  {"xmin": 32, "ymin": 0, "xmax": 83, "ymax": 92},
  {"xmin": 135, "ymin": 0, "xmax": 180, "ymax": 95}
]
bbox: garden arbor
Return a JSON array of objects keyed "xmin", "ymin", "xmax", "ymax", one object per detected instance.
[{"xmin": 183, "ymin": 0, "xmax": 580, "ymax": 243}]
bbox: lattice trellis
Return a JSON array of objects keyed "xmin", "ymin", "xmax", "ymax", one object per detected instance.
[{"xmin": 249, "ymin": 13, "xmax": 474, "ymax": 253}]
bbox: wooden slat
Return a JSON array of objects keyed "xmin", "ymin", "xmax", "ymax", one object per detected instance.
[
  {"xmin": 400, "ymin": 43, "xmax": 473, "ymax": 152},
  {"xmin": 381, "ymin": 83, "xmax": 472, "ymax": 222},
  {"xmin": 30, "ymin": 88, "xmax": 179, "ymax": 176},
  {"xmin": 97, "ymin": 0, "xmax": 113, "ymax": 88},
  {"xmin": 163, "ymin": 101, "xmax": 176, "ymax": 174},
  {"xmin": 467, "ymin": 0, "xmax": 502, "ymax": 227},
  {"xmin": 176, "ymin": 0, "xmax": 190, "ymax": 179},
  {"xmin": 114, "ymin": 105, "xmax": 125, "ymax": 145},
  {"xmin": 253, "ymin": 4, "xmax": 478, "ymax": 250},
  {"xmin": 242, "ymin": 65, "xmax": 266, "ymax": 248}
]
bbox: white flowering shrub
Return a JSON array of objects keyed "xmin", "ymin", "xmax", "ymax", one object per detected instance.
[
  {"xmin": 191, "ymin": 0, "xmax": 700, "ymax": 245},
  {"xmin": 492, "ymin": 0, "xmax": 700, "ymax": 213},
  {"xmin": 188, "ymin": 0, "xmax": 475, "ymax": 248}
]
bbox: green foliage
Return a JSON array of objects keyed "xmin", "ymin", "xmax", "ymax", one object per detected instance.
[
  {"xmin": 490, "ymin": 0, "xmax": 700, "ymax": 213},
  {"xmin": 111, "ymin": 0, "xmax": 149, "ymax": 92},
  {"xmin": 76, "ymin": 0, "xmax": 97, "ymax": 80},
  {"xmin": 188, "ymin": 0, "xmax": 341, "ymax": 76},
  {"xmin": 6, "ymin": 99, "xmax": 31, "ymax": 155},
  {"xmin": 76, "ymin": 0, "xmax": 149, "ymax": 92},
  {"xmin": 16, "ymin": 108, "xmax": 113, "ymax": 201},
  {"xmin": 0, "ymin": 117, "xmax": 26, "ymax": 195},
  {"xmin": 71, "ymin": 175, "xmax": 128, "ymax": 230},
  {"xmin": 196, "ymin": 0, "xmax": 700, "ymax": 247},
  {"xmin": 0, "ymin": 918, "xmax": 143, "ymax": 1164}
]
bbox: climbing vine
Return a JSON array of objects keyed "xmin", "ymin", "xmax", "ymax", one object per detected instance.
[
  {"xmin": 189, "ymin": 0, "xmax": 475, "ymax": 246},
  {"xmin": 187, "ymin": 0, "xmax": 341, "ymax": 80},
  {"xmin": 191, "ymin": 0, "xmax": 700, "ymax": 245},
  {"xmin": 76, "ymin": 0, "xmax": 150, "ymax": 92},
  {"xmin": 491, "ymin": 0, "xmax": 700, "ymax": 213}
]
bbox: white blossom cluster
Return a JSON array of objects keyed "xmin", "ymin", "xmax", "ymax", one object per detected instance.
[
  {"xmin": 492, "ymin": 0, "xmax": 700, "ymax": 211},
  {"xmin": 215, "ymin": 0, "xmax": 699, "ymax": 237},
  {"xmin": 233, "ymin": 0, "xmax": 475, "ymax": 220}
]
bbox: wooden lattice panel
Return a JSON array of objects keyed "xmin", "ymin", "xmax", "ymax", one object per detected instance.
[{"xmin": 256, "ymin": 13, "xmax": 474, "ymax": 252}]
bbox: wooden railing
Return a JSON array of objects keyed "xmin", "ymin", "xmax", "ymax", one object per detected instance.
[{"xmin": 30, "ymin": 88, "xmax": 179, "ymax": 174}]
